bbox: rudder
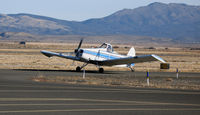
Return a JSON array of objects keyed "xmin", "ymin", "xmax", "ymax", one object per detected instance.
[{"xmin": 127, "ymin": 47, "xmax": 135, "ymax": 57}]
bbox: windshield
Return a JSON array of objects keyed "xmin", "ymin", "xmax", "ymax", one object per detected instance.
[
  {"xmin": 99, "ymin": 43, "xmax": 113, "ymax": 52},
  {"xmin": 99, "ymin": 43, "xmax": 107, "ymax": 48},
  {"xmin": 107, "ymin": 45, "xmax": 113, "ymax": 52}
]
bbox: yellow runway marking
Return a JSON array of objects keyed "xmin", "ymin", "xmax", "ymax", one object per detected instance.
[{"xmin": 0, "ymin": 108, "xmax": 200, "ymax": 113}]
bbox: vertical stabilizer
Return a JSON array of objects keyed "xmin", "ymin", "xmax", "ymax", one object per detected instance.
[{"xmin": 127, "ymin": 47, "xmax": 135, "ymax": 57}]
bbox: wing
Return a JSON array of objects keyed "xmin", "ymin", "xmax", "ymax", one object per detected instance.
[
  {"xmin": 41, "ymin": 50, "xmax": 80, "ymax": 61},
  {"xmin": 91, "ymin": 54, "xmax": 165, "ymax": 66}
]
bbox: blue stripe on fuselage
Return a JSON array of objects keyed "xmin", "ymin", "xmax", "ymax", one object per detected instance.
[
  {"xmin": 83, "ymin": 50, "xmax": 120, "ymax": 59},
  {"xmin": 83, "ymin": 50, "xmax": 135, "ymax": 66}
]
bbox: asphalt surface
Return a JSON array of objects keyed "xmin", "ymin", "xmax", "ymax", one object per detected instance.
[{"xmin": 0, "ymin": 69, "xmax": 200, "ymax": 115}]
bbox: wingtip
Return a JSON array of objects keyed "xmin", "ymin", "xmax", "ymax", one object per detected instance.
[{"xmin": 152, "ymin": 54, "xmax": 166, "ymax": 63}]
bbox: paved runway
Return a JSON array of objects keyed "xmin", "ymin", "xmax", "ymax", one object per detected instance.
[{"xmin": 0, "ymin": 69, "xmax": 200, "ymax": 115}]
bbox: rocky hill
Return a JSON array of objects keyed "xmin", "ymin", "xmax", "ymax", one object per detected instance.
[
  {"xmin": 79, "ymin": 2, "xmax": 200, "ymax": 41},
  {"xmin": 0, "ymin": 2, "xmax": 200, "ymax": 42}
]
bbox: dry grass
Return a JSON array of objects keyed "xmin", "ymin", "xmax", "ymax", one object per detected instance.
[
  {"xmin": 32, "ymin": 75, "xmax": 200, "ymax": 90},
  {"xmin": 0, "ymin": 42, "xmax": 199, "ymax": 72}
]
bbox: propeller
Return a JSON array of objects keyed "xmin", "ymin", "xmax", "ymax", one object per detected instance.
[
  {"xmin": 75, "ymin": 38, "xmax": 84, "ymax": 57},
  {"xmin": 77, "ymin": 38, "xmax": 83, "ymax": 50}
]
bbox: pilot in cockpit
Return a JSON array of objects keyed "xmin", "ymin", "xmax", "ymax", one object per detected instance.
[{"xmin": 99, "ymin": 43, "xmax": 113, "ymax": 52}]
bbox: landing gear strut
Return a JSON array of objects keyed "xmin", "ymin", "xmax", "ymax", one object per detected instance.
[
  {"xmin": 129, "ymin": 67, "xmax": 135, "ymax": 72},
  {"xmin": 99, "ymin": 68, "xmax": 104, "ymax": 73}
]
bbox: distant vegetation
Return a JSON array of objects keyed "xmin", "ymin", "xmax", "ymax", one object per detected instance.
[
  {"xmin": 147, "ymin": 47, "xmax": 156, "ymax": 50},
  {"xmin": 190, "ymin": 48, "xmax": 200, "ymax": 50}
]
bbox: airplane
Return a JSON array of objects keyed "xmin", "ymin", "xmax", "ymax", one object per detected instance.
[{"xmin": 41, "ymin": 39, "xmax": 166, "ymax": 73}]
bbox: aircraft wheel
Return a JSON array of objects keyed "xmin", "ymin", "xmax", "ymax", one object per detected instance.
[
  {"xmin": 99, "ymin": 68, "xmax": 104, "ymax": 73},
  {"xmin": 76, "ymin": 66, "xmax": 81, "ymax": 72}
]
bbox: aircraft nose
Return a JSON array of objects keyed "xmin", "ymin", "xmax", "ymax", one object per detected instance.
[{"xmin": 80, "ymin": 49, "xmax": 84, "ymax": 53}]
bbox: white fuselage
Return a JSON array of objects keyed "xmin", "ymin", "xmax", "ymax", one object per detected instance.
[
  {"xmin": 82, "ymin": 48, "xmax": 126, "ymax": 61},
  {"xmin": 80, "ymin": 48, "xmax": 132, "ymax": 67}
]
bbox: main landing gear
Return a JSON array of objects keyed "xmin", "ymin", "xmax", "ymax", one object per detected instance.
[
  {"xmin": 76, "ymin": 63, "xmax": 88, "ymax": 72},
  {"xmin": 76, "ymin": 66, "xmax": 81, "ymax": 72},
  {"xmin": 129, "ymin": 66, "xmax": 135, "ymax": 72},
  {"xmin": 99, "ymin": 68, "xmax": 104, "ymax": 73},
  {"xmin": 75, "ymin": 63, "xmax": 104, "ymax": 73}
]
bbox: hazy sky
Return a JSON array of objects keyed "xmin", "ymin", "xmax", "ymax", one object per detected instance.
[{"xmin": 1, "ymin": 0, "xmax": 200, "ymax": 21}]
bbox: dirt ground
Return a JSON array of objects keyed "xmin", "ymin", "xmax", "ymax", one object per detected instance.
[
  {"xmin": 0, "ymin": 42, "xmax": 199, "ymax": 72},
  {"xmin": 0, "ymin": 42, "xmax": 200, "ymax": 90},
  {"xmin": 32, "ymin": 73, "xmax": 200, "ymax": 90}
]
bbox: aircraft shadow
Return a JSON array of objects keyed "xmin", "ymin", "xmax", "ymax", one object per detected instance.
[{"xmin": 13, "ymin": 69, "xmax": 118, "ymax": 74}]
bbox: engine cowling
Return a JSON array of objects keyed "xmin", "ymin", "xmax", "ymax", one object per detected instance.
[{"xmin": 75, "ymin": 49, "xmax": 84, "ymax": 57}]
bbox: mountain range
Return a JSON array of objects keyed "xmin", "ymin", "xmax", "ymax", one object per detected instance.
[{"xmin": 0, "ymin": 2, "xmax": 200, "ymax": 42}]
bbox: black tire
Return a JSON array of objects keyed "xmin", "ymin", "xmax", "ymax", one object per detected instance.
[
  {"xmin": 76, "ymin": 66, "xmax": 81, "ymax": 72},
  {"xmin": 99, "ymin": 68, "xmax": 104, "ymax": 73}
]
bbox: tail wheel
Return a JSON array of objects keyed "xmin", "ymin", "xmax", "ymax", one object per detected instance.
[
  {"xmin": 76, "ymin": 66, "xmax": 81, "ymax": 72},
  {"xmin": 99, "ymin": 68, "xmax": 104, "ymax": 73}
]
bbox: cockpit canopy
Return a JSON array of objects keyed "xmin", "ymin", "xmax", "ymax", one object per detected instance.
[{"xmin": 99, "ymin": 43, "xmax": 113, "ymax": 52}]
